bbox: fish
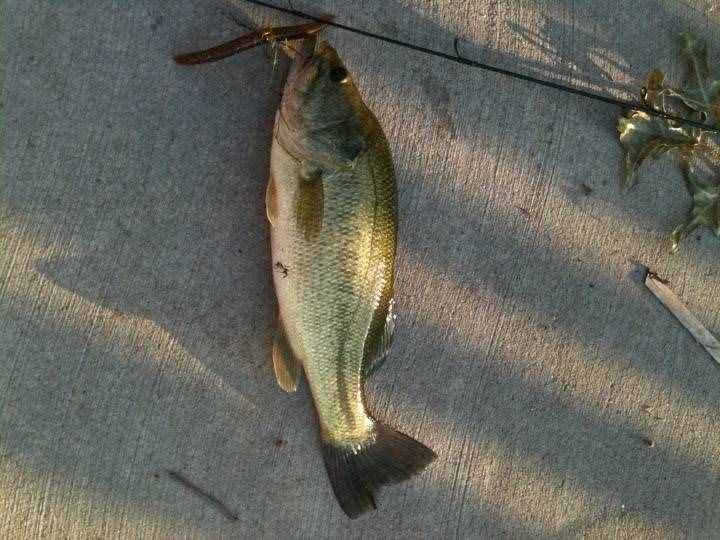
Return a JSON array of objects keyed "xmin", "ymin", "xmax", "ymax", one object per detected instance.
[{"xmin": 175, "ymin": 22, "xmax": 436, "ymax": 518}]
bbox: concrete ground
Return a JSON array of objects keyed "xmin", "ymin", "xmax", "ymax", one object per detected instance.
[{"xmin": 2, "ymin": 1, "xmax": 719, "ymax": 538}]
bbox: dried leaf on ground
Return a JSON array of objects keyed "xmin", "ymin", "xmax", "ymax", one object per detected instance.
[
  {"xmin": 616, "ymin": 32, "xmax": 720, "ymax": 250},
  {"xmin": 617, "ymin": 111, "xmax": 698, "ymax": 189},
  {"xmin": 671, "ymin": 33, "xmax": 720, "ymax": 118},
  {"xmin": 671, "ymin": 165, "xmax": 720, "ymax": 252}
]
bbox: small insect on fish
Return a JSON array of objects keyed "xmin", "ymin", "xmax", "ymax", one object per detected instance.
[{"xmin": 175, "ymin": 20, "xmax": 436, "ymax": 518}]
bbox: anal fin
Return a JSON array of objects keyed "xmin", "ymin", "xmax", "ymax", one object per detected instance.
[{"xmin": 272, "ymin": 324, "xmax": 302, "ymax": 392}]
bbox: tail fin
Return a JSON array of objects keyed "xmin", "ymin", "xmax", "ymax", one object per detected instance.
[{"xmin": 321, "ymin": 423, "xmax": 437, "ymax": 518}]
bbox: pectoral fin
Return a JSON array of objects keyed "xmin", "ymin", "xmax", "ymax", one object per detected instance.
[
  {"xmin": 362, "ymin": 299, "xmax": 395, "ymax": 377},
  {"xmin": 295, "ymin": 166, "xmax": 324, "ymax": 241},
  {"xmin": 272, "ymin": 324, "xmax": 302, "ymax": 392}
]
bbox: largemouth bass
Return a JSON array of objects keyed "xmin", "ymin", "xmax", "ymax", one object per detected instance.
[
  {"xmin": 175, "ymin": 23, "xmax": 436, "ymax": 518},
  {"xmin": 268, "ymin": 35, "xmax": 435, "ymax": 518}
]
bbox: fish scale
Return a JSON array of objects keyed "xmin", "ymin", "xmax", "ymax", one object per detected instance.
[
  {"xmin": 175, "ymin": 23, "xmax": 435, "ymax": 518},
  {"xmin": 278, "ymin": 153, "xmax": 378, "ymax": 440},
  {"xmin": 265, "ymin": 38, "xmax": 435, "ymax": 516}
]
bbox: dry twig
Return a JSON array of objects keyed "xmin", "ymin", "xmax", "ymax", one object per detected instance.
[{"xmin": 645, "ymin": 271, "xmax": 720, "ymax": 366}]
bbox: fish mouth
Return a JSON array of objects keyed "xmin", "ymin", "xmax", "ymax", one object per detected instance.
[
  {"xmin": 285, "ymin": 46, "xmax": 320, "ymax": 92},
  {"xmin": 283, "ymin": 43, "xmax": 332, "ymax": 104},
  {"xmin": 279, "ymin": 41, "xmax": 340, "ymax": 131},
  {"xmin": 295, "ymin": 42, "xmax": 334, "ymax": 79}
]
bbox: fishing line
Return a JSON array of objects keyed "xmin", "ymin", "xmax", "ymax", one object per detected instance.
[{"xmin": 240, "ymin": 0, "xmax": 720, "ymax": 134}]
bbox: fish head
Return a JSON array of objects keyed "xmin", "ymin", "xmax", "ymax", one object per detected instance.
[{"xmin": 280, "ymin": 41, "xmax": 372, "ymax": 165}]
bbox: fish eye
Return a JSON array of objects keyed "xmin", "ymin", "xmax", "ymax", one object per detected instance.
[{"xmin": 329, "ymin": 66, "xmax": 348, "ymax": 83}]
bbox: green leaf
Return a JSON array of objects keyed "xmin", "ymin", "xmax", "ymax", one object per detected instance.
[
  {"xmin": 672, "ymin": 33, "xmax": 720, "ymax": 116},
  {"xmin": 616, "ymin": 30, "xmax": 720, "ymax": 252},
  {"xmin": 681, "ymin": 33, "xmax": 710, "ymax": 82},
  {"xmin": 669, "ymin": 82, "xmax": 720, "ymax": 115},
  {"xmin": 642, "ymin": 69, "xmax": 667, "ymax": 110},
  {"xmin": 617, "ymin": 111, "xmax": 698, "ymax": 189},
  {"xmin": 670, "ymin": 166, "xmax": 720, "ymax": 252}
]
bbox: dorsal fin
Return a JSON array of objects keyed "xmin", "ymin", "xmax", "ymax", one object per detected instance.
[{"xmin": 362, "ymin": 299, "xmax": 395, "ymax": 377}]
